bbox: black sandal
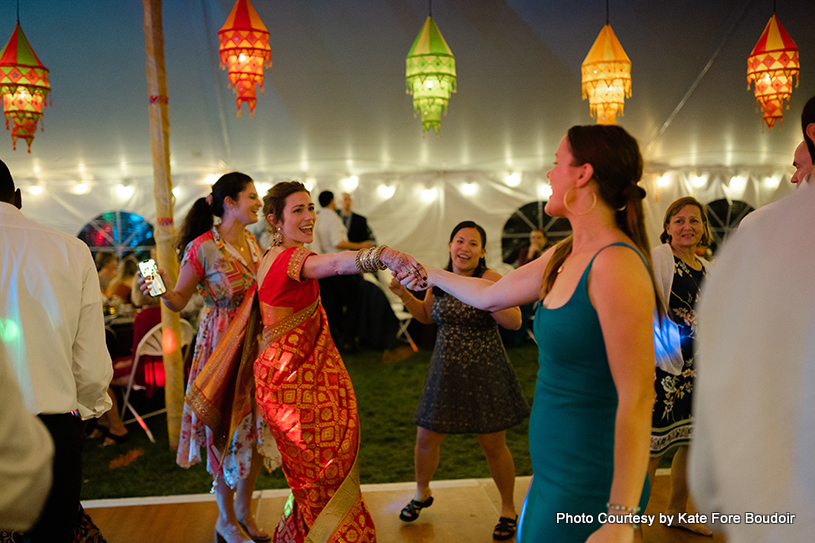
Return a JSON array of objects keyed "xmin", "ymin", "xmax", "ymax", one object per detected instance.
[
  {"xmin": 493, "ymin": 515, "xmax": 518, "ymax": 541},
  {"xmin": 399, "ymin": 496, "xmax": 434, "ymax": 522}
]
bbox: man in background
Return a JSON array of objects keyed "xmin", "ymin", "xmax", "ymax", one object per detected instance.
[
  {"xmin": 740, "ymin": 139, "xmax": 812, "ymax": 229},
  {"xmin": 314, "ymin": 190, "xmax": 372, "ymax": 351},
  {"xmin": 338, "ymin": 192, "xmax": 376, "ymax": 244},
  {"xmin": 790, "ymin": 140, "xmax": 813, "ymax": 187},
  {"xmin": 689, "ymin": 97, "xmax": 815, "ymax": 541},
  {"xmin": 0, "ymin": 159, "xmax": 112, "ymax": 542}
]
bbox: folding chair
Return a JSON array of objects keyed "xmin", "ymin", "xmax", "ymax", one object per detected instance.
[
  {"xmin": 118, "ymin": 319, "xmax": 195, "ymax": 442},
  {"xmin": 391, "ymin": 302, "xmax": 418, "ymax": 352}
]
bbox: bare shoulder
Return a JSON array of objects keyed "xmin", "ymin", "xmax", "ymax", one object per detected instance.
[{"xmin": 590, "ymin": 244, "xmax": 652, "ymax": 292}]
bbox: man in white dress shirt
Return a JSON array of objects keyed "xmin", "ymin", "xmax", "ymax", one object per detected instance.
[
  {"xmin": 0, "ymin": 160, "xmax": 112, "ymax": 542},
  {"xmin": 689, "ymin": 98, "xmax": 815, "ymax": 541},
  {"xmin": 313, "ymin": 190, "xmax": 372, "ymax": 351}
]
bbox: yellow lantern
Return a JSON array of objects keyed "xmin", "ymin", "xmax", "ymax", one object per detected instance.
[
  {"xmin": 581, "ymin": 24, "xmax": 631, "ymax": 125},
  {"xmin": 747, "ymin": 13, "xmax": 799, "ymax": 130}
]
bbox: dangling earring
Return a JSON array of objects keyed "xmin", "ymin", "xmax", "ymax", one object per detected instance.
[
  {"xmin": 272, "ymin": 227, "xmax": 284, "ymax": 247},
  {"xmin": 562, "ymin": 186, "xmax": 597, "ymax": 216}
]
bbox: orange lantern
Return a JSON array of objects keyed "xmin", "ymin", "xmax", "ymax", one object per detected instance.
[
  {"xmin": 747, "ymin": 13, "xmax": 799, "ymax": 130},
  {"xmin": 581, "ymin": 24, "xmax": 631, "ymax": 125},
  {"xmin": 0, "ymin": 22, "xmax": 50, "ymax": 152},
  {"xmin": 218, "ymin": 0, "xmax": 272, "ymax": 118}
]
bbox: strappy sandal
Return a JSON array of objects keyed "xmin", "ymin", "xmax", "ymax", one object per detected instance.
[
  {"xmin": 399, "ymin": 496, "xmax": 434, "ymax": 522},
  {"xmin": 493, "ymin": 515, "xmax": 518, "ymax": 541},
  {"xmin": 238, "ymin": 519, "xmax": 271, "ymax": 543}
]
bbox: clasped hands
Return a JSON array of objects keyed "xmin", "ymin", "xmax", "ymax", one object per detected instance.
[{"xmin": 379, "ymin": 248, "xmax": 429, "ymax": 291}]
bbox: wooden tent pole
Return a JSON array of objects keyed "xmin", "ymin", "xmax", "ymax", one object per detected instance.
[{"xmin": 142, "ymin": 0, "xmax": 184, "ymax": 448}]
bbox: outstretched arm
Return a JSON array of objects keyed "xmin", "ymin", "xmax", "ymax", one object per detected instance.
[
  {"xmin": 481, "ymin": 269, "xmax": 522, "ymax": 330},
  {"xmin": 403, "ymin": 247, "xmax": 553, "ymax": 312},
  {"xmin": 302, "ymin": 246, "xmax": 423, "ymax": 281}
]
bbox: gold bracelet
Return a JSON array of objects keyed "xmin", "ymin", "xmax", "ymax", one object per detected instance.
[
  {"xmin": 373, "ymin": 245, "xmax": 388, "ymax": 270},
  {"xmin": 361, "ymin": 247, "xmax": 373, "ymax": 272},
  {"xmin": 606, "ymin": 502, "xmax": 640, "ymax": 515},
  {"xmin": 355, "ymin": 250, "xmax": 364, "ymax": 273},
  {"xmin": 362, "ymin": 247, "xmax": 376, "ymax": 273}
]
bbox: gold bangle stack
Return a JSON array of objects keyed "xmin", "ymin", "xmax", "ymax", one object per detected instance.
[{"xmin": 355, "ymin": 245, "xmax": 389, "ymax": 273}]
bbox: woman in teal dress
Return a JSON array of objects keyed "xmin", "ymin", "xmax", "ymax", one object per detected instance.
[{"xmin": 400, "ymin": 125, "xmax": 662, "ymax": 543}]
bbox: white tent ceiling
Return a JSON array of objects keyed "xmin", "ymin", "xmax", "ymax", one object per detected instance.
[{"xmin": 2, "ymin": 0, "xmax": 814, "ymax": 266}]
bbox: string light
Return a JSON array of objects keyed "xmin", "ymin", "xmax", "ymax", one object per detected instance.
[{"xmin": 504, "ymin": 172, "xmax": 521, "ymax": 187}]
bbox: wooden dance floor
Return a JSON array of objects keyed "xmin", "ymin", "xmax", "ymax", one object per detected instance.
[{"xmin": 83, "ymin": 473, "xmax": 727, "ymax": 542}]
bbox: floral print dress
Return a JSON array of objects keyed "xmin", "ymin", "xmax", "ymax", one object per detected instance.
[
  {"xmin": 650, "ymin": 256, "xmax": 707, "ymax": 455},
  {"xmin": 176, "ymin": 227, "xmax": 280, "ymax": 486}
]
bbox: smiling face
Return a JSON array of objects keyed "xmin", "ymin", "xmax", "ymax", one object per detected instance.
[
  {"xmin": 273, "ymin": 191, "xmax": 316, "ymax": 247},
  {"xmin": 666, "ymin": 204, "xmax": 704, "ymax": 251},
  {"xmin": 225, "ymin": 182, "xmax": 261, "ymax": 225},
  {"xmin": 448, "ymin": 227, "xmax": 486, "ymax": 276}
]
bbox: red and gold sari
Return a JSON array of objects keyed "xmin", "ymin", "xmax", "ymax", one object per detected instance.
[{"xmin": 255, "ymin": 246, "xmax": 376, "ymax": 543}]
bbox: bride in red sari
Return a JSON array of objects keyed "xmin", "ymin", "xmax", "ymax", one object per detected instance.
[{"xmin": 252, "ymin": 181, "xmax": 424, "ymax": 542}]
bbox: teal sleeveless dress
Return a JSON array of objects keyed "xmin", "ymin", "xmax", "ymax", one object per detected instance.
[{"xmin": 519, "ymin": 243, "xmax": 650, "ymax": 542}]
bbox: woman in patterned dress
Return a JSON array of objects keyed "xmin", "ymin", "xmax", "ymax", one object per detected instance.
[
  {"xmin": 141, "ymin": 173, "xmax": 280, "ymax": 543},
  {"xmin": 648, "ymin": 196, "xmax": 713, "ymax": 536},
  {"xmin": 388, "ymin": 220, "xmax": 530, "ymax": 541},
  {"xmin": 248, "ymin": 181, "xmax": 422, "ymax": 542}
]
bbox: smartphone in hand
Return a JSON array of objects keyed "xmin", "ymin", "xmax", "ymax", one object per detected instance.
[{"xmin": 138, "ymin": 258, "xmax": 167, "ymax": 297}]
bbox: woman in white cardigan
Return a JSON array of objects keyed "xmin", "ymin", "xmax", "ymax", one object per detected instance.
[{"xmin": 648, "ymin": 196, "xmax": 713, "ymax": 536}]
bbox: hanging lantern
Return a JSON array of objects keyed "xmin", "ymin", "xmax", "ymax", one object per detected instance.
[
  {"xmin": 747, "ymin": 14, "xmax": 799, "ymax": 130},
  {"xmin": 406, "ymin": 16, "xmax": 456, "ymax": 134},
  {"xmin": 218, "ymin": 0, "xmax": 272, "ymax": 118},
  {"xmin": 0, "ymin": 22, "xmax": 50, "ymax": 153},
  {"xmin": 581, "ymin": 24, "xmax": 631, "ymax": 125}
]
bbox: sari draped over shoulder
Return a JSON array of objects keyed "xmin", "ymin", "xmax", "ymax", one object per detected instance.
[
  {"xmin": 186, "ymin": 284, "xmax": 262, "ymax": 456},
  {"xmin": 255, "ymin": 246, "xmax": 376, "ymax": 543}
]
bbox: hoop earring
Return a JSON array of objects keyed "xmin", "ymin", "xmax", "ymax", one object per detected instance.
[
  {"xmin": 562, "ymin": 186, "xmax": 597, "ymax": 216},
  {"xmin": 272, "ymin": 227, "xmax": 284, "ymax": 247}
]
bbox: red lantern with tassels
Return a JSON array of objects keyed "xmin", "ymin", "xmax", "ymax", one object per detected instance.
[
  {"xmin": 747, "ymin": 13, "xmax": 799, "ymax": 130},
  {"xmin": 218, "ymin": 0, "xmax": 272, "ymax": 118},
  {"xmin": 0, "ymin": 22, "xmax": 50, "ymax": 152}
]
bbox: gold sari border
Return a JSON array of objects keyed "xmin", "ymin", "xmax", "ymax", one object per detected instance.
[
  {"xmin": 185, "ymin": 387, "xmax": 225, "ymax": 444},
  {"xmin": 288, "ymin": 246, "xmax": 313, "ymax": 282},
  {"xmin": 260, "ymin": 297, "xmax": 319, "ymax": 353},
  {"xmin": 187, "ymin": 285, "xmax": 257, "ymax": 452},
  {"xmin": 304, "ymin": 434, "xmax": 362, "ymax": 543}
]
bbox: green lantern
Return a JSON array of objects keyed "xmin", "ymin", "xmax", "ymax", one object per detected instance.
[{"xmin": 405, "ymin": 15, "xmax": 456, "ymax": 134}]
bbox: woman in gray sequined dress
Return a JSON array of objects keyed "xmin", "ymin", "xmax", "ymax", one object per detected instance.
[{"xmin": 389, "ymin": 220, "xmax": 530, "ymax": 541}]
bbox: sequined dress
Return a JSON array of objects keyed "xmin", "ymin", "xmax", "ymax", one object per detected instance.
[{"xmin": 414, "ymin": 281, "xmax": 529, "ymax": 434}]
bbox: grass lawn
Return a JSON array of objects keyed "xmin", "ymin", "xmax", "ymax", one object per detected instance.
[{"xmin": 80, "ymin": 343, "xmax": 540, "ymax": 500}]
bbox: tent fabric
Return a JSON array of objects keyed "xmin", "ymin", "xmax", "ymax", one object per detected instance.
[{"xmin": 0, "ymin": 0, "xmax": 812, "ymax": 266}]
